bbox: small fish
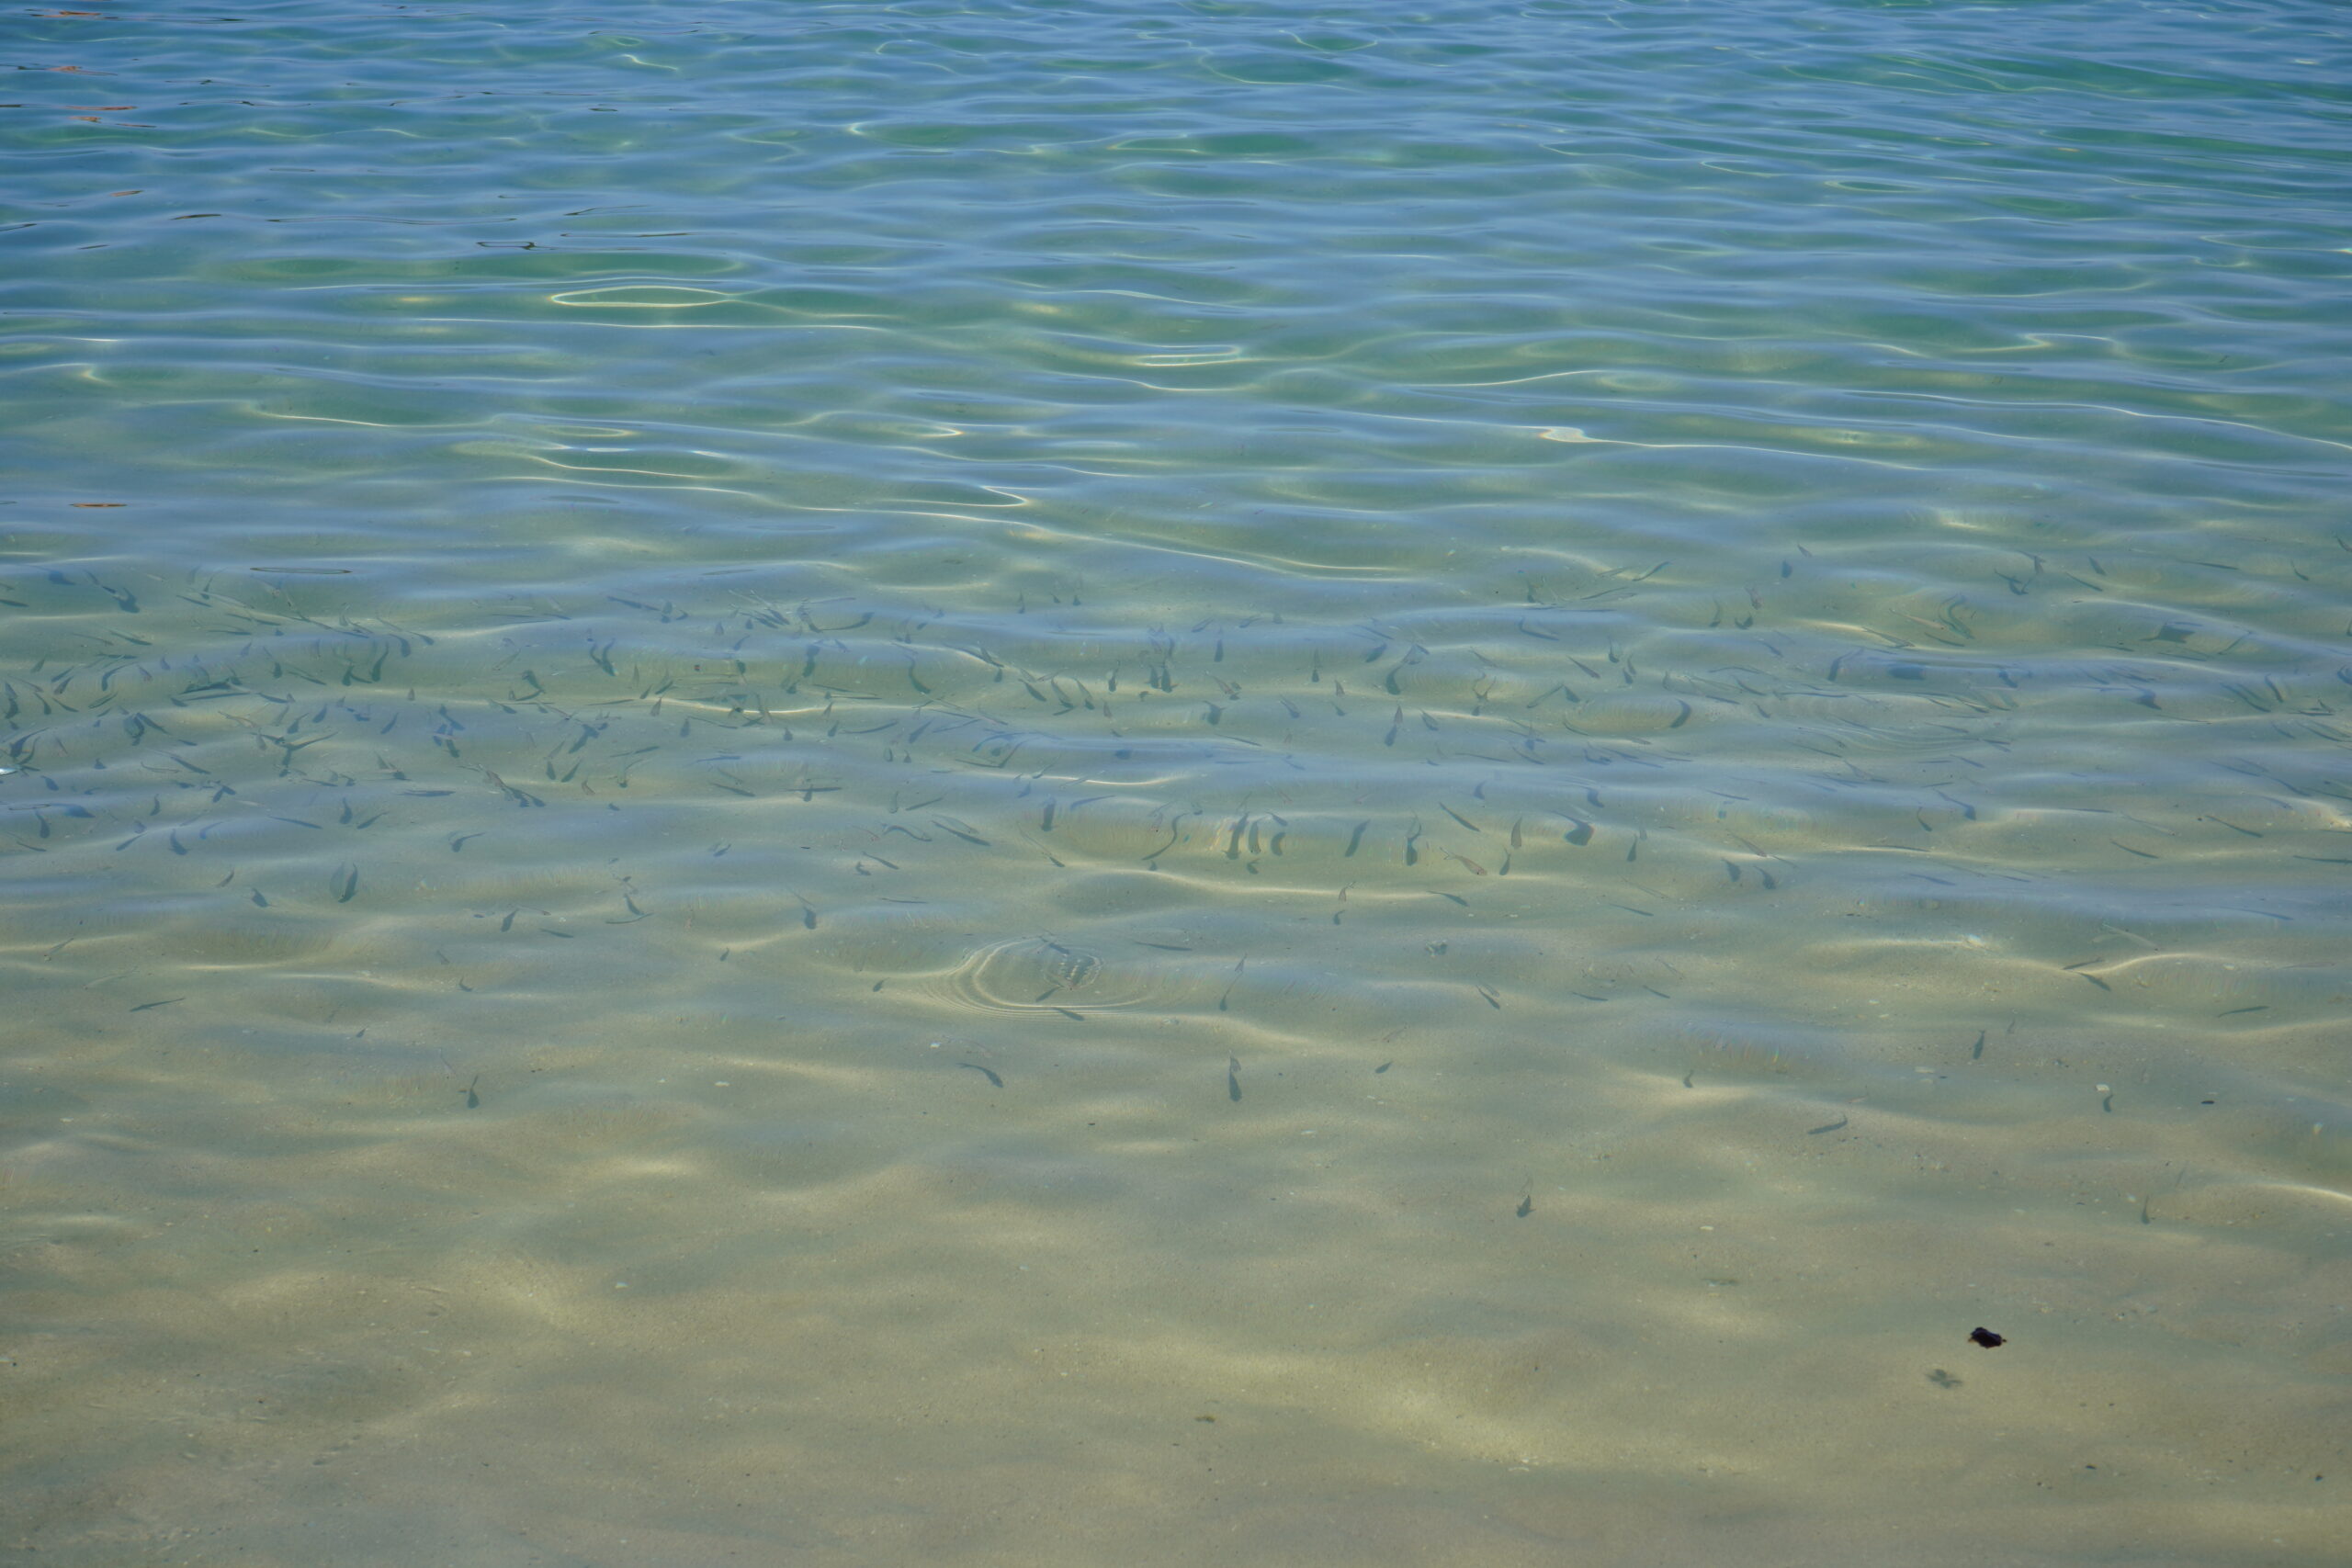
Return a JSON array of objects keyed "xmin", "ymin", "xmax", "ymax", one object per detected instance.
[
  {"xmin": 1515, "ymin": 1194, "xmax": 1532, "ymax": 1218},
  {"xmin": 958, "ymin": 1062, "xmax": 1003, "ymax": 1089},
  {"xmin": 462, "ymin": 1075, "xmax": 481, "ymax": 1110},
  {"xmin": 1227, "ymin": 1056, "xmax": 1241, "ymax": 1103},
  {"xmin": 1217, "ymin": 957, "xmax": 1244, "ymax": 1012}
]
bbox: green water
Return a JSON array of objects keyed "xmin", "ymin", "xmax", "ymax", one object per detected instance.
[{"xmin": 4, "ymin": 2, "xmax": 2348, "ymax": 1562}]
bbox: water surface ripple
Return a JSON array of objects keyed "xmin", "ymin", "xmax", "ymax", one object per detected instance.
[{"xmin": 4, "ymin": 3, "xmax": 2348, "ymax": 1565}]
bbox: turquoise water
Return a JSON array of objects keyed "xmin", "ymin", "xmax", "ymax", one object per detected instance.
[{"xmin": 5, "ymin": 2, "xmax": 2349, "ymax": 1562}]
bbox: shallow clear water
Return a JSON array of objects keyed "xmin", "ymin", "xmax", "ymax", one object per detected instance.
[{"xmin": 5, "ymin": 1, "xmax": 2349, "ymax": 1562}]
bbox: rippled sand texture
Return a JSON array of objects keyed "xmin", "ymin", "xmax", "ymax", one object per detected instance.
[{"xmin": 4, "ymin": 1, "xmax": 2349, "ymax": 1564}]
